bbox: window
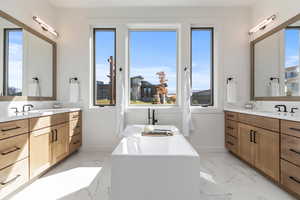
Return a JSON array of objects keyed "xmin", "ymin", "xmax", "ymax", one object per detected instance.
[
  {"xmin": 129, "ymin": 30, "xmax": 177, "ymax": 105},
  {"xmin": 93, "ymin": 28, "xmax": 116, "ymax": 106},
  {"xmin": 4, "ymin": 28, "xmax": 23, "ymax": 96},
  {"xmin": 191, "ymin": 28, "xmax": 214, "ymax": 106}
]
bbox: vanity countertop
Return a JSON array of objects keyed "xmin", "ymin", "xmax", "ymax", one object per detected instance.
[
  {"xmin": 224, "ymin": 107, "xmax": 300, "ymax": 122},
  {"xmin": 0, "ymin": 108, "xmax": 81, "ymax": 123}
]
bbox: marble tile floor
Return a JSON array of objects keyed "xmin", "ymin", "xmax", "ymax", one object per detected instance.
[{"xmin": 8, "ymin": 151, "xmax": 297, "ymax": 200}]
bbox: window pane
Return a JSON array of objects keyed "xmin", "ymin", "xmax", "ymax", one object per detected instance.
[
  {"xmin": 191, "ymin": 29, "xmax": 213, "ymax": 106},
  {"xmin": 5, "ymin": 29, "xmax": 23, "ymax": 96},
  {"xmin": 129, "ymin": 30, "xmax": 177, "ymax": 105},
  {"xmin": 284, "ymin": 28, "xmax": 300, "ymax": 96},
  {"xmin": 94, "ymin": 29, "xmax": 116, "ymax": 105}
]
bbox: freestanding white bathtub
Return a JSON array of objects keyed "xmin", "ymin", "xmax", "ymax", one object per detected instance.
[{"xmin": 111, "ymin": 125, "xmax": 200, "ymax": 200}]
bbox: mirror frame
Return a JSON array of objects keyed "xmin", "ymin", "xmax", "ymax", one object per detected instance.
[
  {"xmin": 251, "ymin": 13, "xmax": 300, "ymax": 101},
  {"xmin": 0, "ymin": 10, "xmax": 56, "ymax": 101}
]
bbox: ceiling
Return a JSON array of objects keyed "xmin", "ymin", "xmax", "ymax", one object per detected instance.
[{"xmin": 48, "ymin": 0, "xmax": 258, "ymax": 8}]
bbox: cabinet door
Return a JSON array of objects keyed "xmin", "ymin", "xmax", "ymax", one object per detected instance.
[
  {"xmin": 238, "ymin": 123, "xmax": 254, "ymax": 164},
  {"xmin": 254, "ymin": 128, "xmax": 279, "ymax": 181},
  {"xmin": 51, "ymin": 123, "xmax": 69, "ymax": 164},
  {"xmin": 30, "ymin": 127, "xmax": 52, "ymax": 178}
]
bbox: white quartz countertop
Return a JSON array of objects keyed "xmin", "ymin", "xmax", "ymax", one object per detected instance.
[
  {"xmin": 0, "ymin": 108, "xmax": 81, "ymax": 123},
  {"xmin": 224, "ymin": 107, "xmax": 300, "ymax": 122}
]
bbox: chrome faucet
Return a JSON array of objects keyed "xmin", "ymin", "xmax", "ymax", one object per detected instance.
[{"xmin": 22, "ymin": 104, "xmax": 34, "ymax": 112}]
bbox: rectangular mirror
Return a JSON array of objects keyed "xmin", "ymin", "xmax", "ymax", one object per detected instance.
[
  {"xmin": 0, "ymin": 10, "xmax": 56, "ymax": 101},
  {"xmin": 252, "ymin": 14, "xmax": 300, "ymax": 101}
]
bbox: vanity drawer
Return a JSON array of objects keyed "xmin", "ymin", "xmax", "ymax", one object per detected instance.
[
  {"xmin": 69, "ymin": 119, "xmax": 81, "ymax": 137},
  {"xmin": 0, "ymin": 158, "xmax": 29, "ymax": 199},
  {"xmin": 281, "ymin": 120, "xmax": 300, "ymax": 138},
  {"xmin": 0, "ymin": 119, "xmax": 29, "ymax": 140},
  {"xmin": 225, "ymin": 120, "xmax": 237, "ymax": 138},
  {"xmin": 281, "ymin": 134, "xmax": 300, "ymax": 166},
  {"xmin": 69, "ymin": 134, "xmax": 82, "ymax": 153},
  {"xmin": 281, "ymin": 159, "xmax": 300, "ymax": 196},
  {"xmin": 225, "ymin": 112, "xmax": 238, "ymax": 121},
  {"xmin": 30, "ymin": 113, "xmax": 67, "ymax": 131},
  {"xmin": 69, "ymin": 111, "xmax": 81, "ymax": 122},
  {"xmin": 238, "ymin": 113, "xmax": 279, "ymax": 132},
  {"xmin": 0, "ymin": 133, "xmax": 29, "ymax": 170},
  {"xmin": 225, "ymin": 134, "xmax": 238, "ymax": 155}
]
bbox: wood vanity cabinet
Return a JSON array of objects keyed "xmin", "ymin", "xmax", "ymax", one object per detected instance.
[
  {"xmin": 225, "ymin": 111, "xmax": 300, "ymax": 198},
  {"xmin": 225, "ymin": 112, "xmax": 280, "ymax": 181},
  {"xmin": 30, "ymin": 111, "xmax": 82, "ymax": 179},
  {"xmin": 68, "ymin": 111, "xmax": 82, "ymax": 154},
  {"xmin": 51, "ymin": 123, "xmax": 69, "ymax": 164},
  {"xmin": 30, "ymin": 115, "xmax": 69, "ymax": 178},
  {"xmin": 0, "ymin": 119, "xmax": 30, "ymax": 199},
  {"xmin": 30, "ymin": 127, "xmax": 52, "ymax": 178},
  {"xmin": 225, "ymin": 112, "xmax": 239, "ymax": 155}
]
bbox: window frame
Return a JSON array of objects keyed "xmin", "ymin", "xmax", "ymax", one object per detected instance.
[
  {"xmin": 3, "ymin": 28, "xmax": 23, "ymax": 96},
  {"xmin": 190, "ymin": 27, "xmax": 214, "ymax": 107},
  {"xmin": 93, "ymin": 28, "xmax": 117, "ymax": 107},
  {"xmin": 127, "ymin": 29, "xmax": 179, "ymax": 107}
]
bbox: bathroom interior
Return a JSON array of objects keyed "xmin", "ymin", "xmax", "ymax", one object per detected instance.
[{"xmin": 0, "ymin": 0, "xmax": 300, "ymax": 199}]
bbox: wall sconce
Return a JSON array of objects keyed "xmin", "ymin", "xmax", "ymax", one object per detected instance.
[
  {"xmin": 33, "ymin": 16, "xmax": 59, "ymax": 37},
  {"xmin": 249, "ymin": 14, "xmax": 276, "ymax": 35}
]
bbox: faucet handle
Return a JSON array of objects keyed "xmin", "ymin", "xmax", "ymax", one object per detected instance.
[
  {"xmin": 290, "ymin": 107, "xmax": 299, "ymax": 114},
  {"xmin": 274, "ymin": 105, "xmax": 282, "ymax": 112}
]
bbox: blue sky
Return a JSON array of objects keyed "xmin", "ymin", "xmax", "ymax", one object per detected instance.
[
  {"xmin": 285, "ymin": 29, "xmax": 300, "ymax": 67},
  {"xmin": 95, "ymin": 28, "xmax": 299, "ymax": 94},
  {"xmin": 7, "ymin": 30, "xmax": 23, "ymax": 91},
  {"xmin": 95, "ymin": 29, "xmax": 212, "ymax": 94}
]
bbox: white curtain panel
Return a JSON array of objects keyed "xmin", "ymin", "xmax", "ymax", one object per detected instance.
[
  {"xmin": 116, "ymin": 69, "xmax": 125, "ymax": 137},
  {"xmin": 182, "ymin": 68, "xmax": 194, "ymax": 136}
]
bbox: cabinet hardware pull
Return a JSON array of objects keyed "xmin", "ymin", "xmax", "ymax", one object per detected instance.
[
  {"xmin": 290, "ymin": 149, "xmax": 300, "ymax": 155},
  {"xmin": 51, "ymin": 130, "xmax": 54, "ymax": 143},
  {"xmin": 289, "ymin": 127, "xmax": 300, "ymax": 132},
  {"xmin": 250, "ymin": 130, "xmax": 253, "ymax": 142},
  {"xmin": 227, "ymin": 114, "xmax": 234, "ymax": 118},
  {"xmin": 227, "ymin": 126, "xmax": 234, "ymax": 130},
  {"xmin": 55, "ymin": 129, "xmax": 58, "ymax": 141},
  {"xmin": 253, "ymin": 131, "xmax": 257, "ymax": 144},
  {"xmin": 0, "ymin": 174, "xmax": 21, "ymax": 186},
  {"xmin": 72, "ymin": 115, "xmax": 79, "ymax": 118},
  {"xmin": 1, "ymin": 146, "xmax": 21, "ymax": 156},
  {"xmin": 1, "ymin": 126, "xmax": 21, "ymax": 132},
  {"xmin": 226, "ymin": 141, "xmax": 234, "ymax": 146},
  {"xmin": 289, "ymin": 176, "xmax": 300, "ymax": 184}
]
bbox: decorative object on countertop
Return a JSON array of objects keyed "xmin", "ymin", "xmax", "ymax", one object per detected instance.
[
  {"xmin": 226, "ymin": 76, "xmax": 237, "ymax": 104},
  {"xmin": 182, "ymin": 67, "xmax": 194, "ymax": 136},
  {"xmin": 244, "ymin": 101, "xmax": 256, "ymax": 110},
  {"xmin": 69, "ymin": 77, "xmax": 80, "ymax": 103}
]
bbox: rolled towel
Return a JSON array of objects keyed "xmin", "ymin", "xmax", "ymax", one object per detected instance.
[
  {"xmin": 70, "ymin": 81, "xmax": 80, "ymax": 103},
  {"xmin": 227, "ymin": 79, "xmax": 237, "ymax": 103}
]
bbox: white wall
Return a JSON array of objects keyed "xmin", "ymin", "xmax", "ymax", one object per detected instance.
[
  {"xmin": 56, "ymin": 7, "xmax": 251, "ymax": 152},
  {"xmin": 0, "ymin": 0, "xmax": 57, "ymax": 113}
]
